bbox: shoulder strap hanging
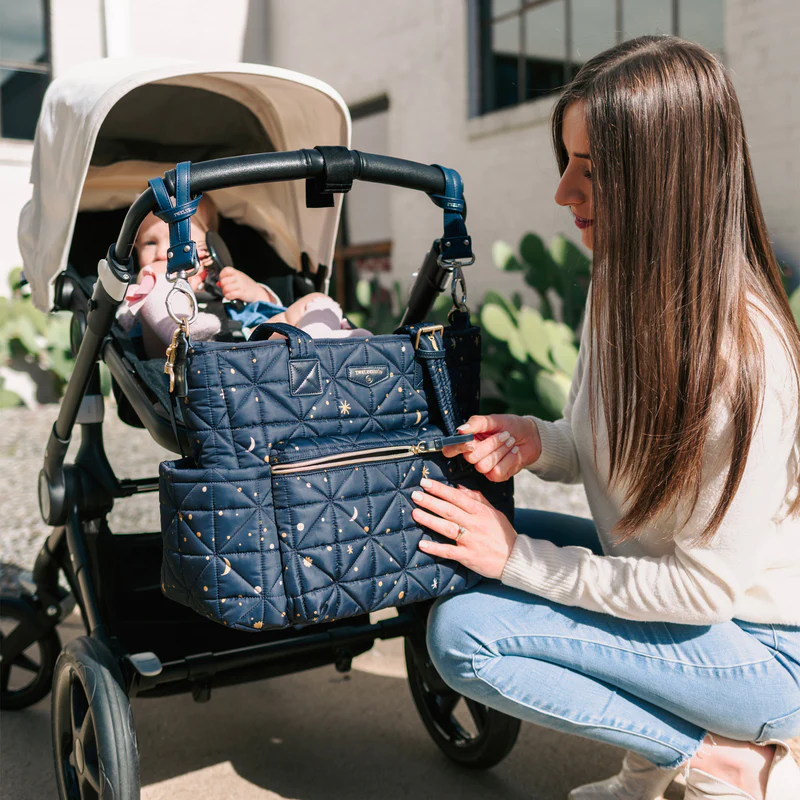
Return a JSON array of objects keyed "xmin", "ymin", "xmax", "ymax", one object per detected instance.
[
  {"xmin": 398, "ymin": 323, "xmax": 462, "ymax": 435},
  {"xmin": 148, "ymin": 161, "xmax": 201, "ymax": 275},
  {"xmin": 428, "ymin": 165, "xmax": 474, "ymax": 265}
]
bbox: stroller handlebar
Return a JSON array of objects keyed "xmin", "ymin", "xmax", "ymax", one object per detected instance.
[{"xmin": 112, "ymin": 148, "xmax": 449, "ymax": 264}]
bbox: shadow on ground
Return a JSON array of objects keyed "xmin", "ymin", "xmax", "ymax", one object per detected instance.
[{"xmin": 0, "ymin": 609, "xmax": 682, "ymax": 800}]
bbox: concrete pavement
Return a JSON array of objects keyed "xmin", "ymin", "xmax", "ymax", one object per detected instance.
[{"xmin": 0, "ymin": 606, "xmax": 688, "ymax": 800}]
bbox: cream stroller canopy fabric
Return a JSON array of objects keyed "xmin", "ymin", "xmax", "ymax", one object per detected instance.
[{"xmin": 18, "ymin": 57, "xmax": 351, "ymax": 310}]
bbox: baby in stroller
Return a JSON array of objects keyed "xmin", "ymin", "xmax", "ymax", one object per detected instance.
[{"xmin": 119, "ymin": 194, "xmax": 368, "ymax": 357}]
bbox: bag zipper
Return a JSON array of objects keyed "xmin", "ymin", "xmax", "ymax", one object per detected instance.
[{"xmin": 271, "ymin": 434, "xmax": 472, "ymax": 475}]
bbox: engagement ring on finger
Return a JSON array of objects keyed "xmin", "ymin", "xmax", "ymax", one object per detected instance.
[{"xmin": 456, "ymin": 525, "xmax": 468, "ymax": 543}]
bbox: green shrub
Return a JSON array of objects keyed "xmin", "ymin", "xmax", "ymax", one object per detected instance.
[
  {"xmin": 347, "ymin": 275, "xmax": 452, "ymax": 334},
  {"xmin": 479, "ymin": 233, "xmax": 590, "ymax": 420},
  {"xmin": 0, "ymin": 268, "xmax": 74, "ymax": 407}
]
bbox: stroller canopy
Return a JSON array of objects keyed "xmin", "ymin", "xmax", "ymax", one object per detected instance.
[{"xmin": 18, "ymin": 58, "xmax": 351, "ymax": 310}]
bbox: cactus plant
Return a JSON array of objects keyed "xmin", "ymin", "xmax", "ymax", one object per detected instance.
[
  {"xmin": 478, "ymin": 231, "xmax": 590, "ymax": 420},
  {"xmin": 0, "ymin": 269, "xmax": 76, "ymax": 406},
  {"xmin": 790, "ymin": 286, "xmax": 800, "ymax": 329}
]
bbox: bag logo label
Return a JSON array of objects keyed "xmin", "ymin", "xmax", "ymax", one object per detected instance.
[{"xmin": 347, "ymin": 365, "xmax": 389, "ymax": 387}]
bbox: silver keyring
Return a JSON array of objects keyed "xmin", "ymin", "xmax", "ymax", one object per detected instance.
[{"xmin": 165, "ymin": 278, "xmax": 198, "ymax": 325}]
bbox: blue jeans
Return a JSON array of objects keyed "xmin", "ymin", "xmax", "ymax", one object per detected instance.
[{"xmin": 426, "ymin": 509, "xmax": 800, "ymax": 768}]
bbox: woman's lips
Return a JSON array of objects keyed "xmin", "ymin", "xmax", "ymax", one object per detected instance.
[{"xmin": 573, "ymin": 214, "xmax": 594, "ymax": 230}]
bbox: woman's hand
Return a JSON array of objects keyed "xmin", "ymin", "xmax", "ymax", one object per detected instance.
[
  {"xmin": 217, "ymin": 267, "xmax": 271, "ymax": 303},
  {"xmin": 442, "ymin": 414, "xmax": 542, "ymax": 481},
  {"xmin": 413, "ymin": 478, "xmax": 518, "ymax": 579}
]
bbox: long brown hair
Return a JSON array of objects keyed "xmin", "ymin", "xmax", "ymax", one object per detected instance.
[{"xmin": 552, "ymin": 36, "xmax": 800, "ymax": 542}]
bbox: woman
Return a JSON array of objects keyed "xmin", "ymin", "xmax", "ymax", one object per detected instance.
[{"xmin": 412, "ymin": 36, "xmax": 800, "ymax": 800}]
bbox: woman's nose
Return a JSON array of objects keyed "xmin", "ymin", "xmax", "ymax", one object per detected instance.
[{"xmin": 554, "ymin": 170, "xmax": 586, "ymax": 208}]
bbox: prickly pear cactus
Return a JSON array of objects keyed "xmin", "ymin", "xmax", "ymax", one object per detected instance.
[{"xmin": 480, "ymin": 231, "xmax": 590, "ymax": 420}]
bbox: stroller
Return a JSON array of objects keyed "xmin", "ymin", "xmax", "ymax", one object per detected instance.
[{"xmin": 1, "ymin": 59, "xmax": 521, "ymax": 798}]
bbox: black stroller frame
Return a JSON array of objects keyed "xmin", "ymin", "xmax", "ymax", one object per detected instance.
[{"xmin": 1, "ymin": 147, "xmax": 521, "ymax": 799}]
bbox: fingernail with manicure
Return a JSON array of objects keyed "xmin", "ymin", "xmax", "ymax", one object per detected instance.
[
  {"xmin": 412, "ymin": 491, "xmax": 423, "ymax": 501},
  {"xmin": 506, "ymin": 437, "xmax": 516, "ymax": 447},
  {"xmin": 420, "ymin": 478, "xmax": 432, "ymax": 488},
  {"xmin": 457, "ymin": 424, "xmax": 472, "ymax": 433},
  {"xmin": 498, "ymin": 431, "xmax": 510, "ymax": 442},
  {"xmin": 512, "ymin": 446, "xmax": 519, "ymax": 454}
]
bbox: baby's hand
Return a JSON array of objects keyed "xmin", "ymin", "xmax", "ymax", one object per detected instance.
[
  {"xmin": 188, "ymin": 270, "xmax": 206, "ymax": 292},
  {"xmin": 218, "ymin": 267, "xmax": 270, "ymax": 303}
]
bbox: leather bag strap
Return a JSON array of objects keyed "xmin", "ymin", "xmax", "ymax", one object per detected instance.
[{"xmin": 399, "ymin": 324, "xmax": 462, "ymax": 435}]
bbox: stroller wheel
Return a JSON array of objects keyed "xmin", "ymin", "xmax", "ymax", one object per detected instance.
[
  {"xmin": 0, "ymin": 594, "xmax": 61, "ymax": 710},
  {"xmin": 404, "ymin": 638, "xmax": 520, "ymax": 769},
  {"xmin": 51, "ymin": 636, "xmax": 140, "ymax": 800}
]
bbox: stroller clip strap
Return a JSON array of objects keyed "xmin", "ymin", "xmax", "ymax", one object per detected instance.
[
  {"xmin": 148, "ymin": 161, "xmax": 201, "ymax": 275},
  {"xmin": 429, "ymin": 165, "xmax": 474, "ymax": 265}
]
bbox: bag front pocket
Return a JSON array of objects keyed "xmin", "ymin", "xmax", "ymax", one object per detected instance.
[
  {"xmin": 159, "ymin": 458, "xmax": 288, "ymax": 632},
  {"xmin": 270, "ymin": 430, "xmax": 480, "ymax": 625}
]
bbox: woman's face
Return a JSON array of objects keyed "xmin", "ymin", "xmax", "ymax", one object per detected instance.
[{"xmin": 554, "ymin": 101, "xmax": 594, "ymax": 250}]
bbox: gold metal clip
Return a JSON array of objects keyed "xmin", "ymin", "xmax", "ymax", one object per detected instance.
[
  {"xmin": 164, "ymin": 318, "xmax": 190, "ymax": 393},
  {"xmin": 414, "ymin": 324, "xmax": 444, "ymax": 349}
]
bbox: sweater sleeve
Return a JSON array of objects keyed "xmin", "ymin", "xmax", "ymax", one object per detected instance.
[
  {"xmin": 503, "ymin": 335, "xmax": 800, "ymax": 625},
  {"xmin": 523, "ymin": 315, "xmax": 589, "ymax": 485}
]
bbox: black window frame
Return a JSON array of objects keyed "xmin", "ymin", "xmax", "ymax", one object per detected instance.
[
  {"xmin": 475, "ymin": 0, "xmax": 723, "ymax": 116},
  {"xmin": 0, "ymin": 0, "xmax": 52, "ymax": 141}
]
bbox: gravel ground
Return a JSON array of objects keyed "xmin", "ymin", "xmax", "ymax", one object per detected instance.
[{"xmin": 0, "ymin": 399, "xmax": 590, "ymax": 592}]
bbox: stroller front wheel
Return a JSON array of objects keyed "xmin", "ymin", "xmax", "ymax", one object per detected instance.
[
  {"xmin": 0, "ymin": 594, "xmax": 61, "ymax": 710},
  {"xmin": 51, "ymin": 636, "xmax": 140, "ymax": 800},
  {"xmin": 404, "ymin": 638, "xmax": 521, "ymax": 769}
]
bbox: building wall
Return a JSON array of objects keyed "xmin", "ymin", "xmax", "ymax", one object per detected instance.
[
  {"xmin": 2, "ymin": 0, "xmax": 798, "ymax": 299},
  {"xmin": 1, "ymin": 0, "xmax": 255, "ymax": 294},
  {"xmin": 726, "ymin": 0, "xmax": 800, "ymax": 282},
  {"xmin": 264, "ymin": 0, "xmax": 565, "ymax": 304},
  {"xmin": 262, "ymin": 0, "xmax": 800, "ymax": 299}
]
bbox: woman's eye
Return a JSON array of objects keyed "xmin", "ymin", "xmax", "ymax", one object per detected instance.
[{"xmin": 583, "ymin": 169, "xmax": 593, "ymax": 180}]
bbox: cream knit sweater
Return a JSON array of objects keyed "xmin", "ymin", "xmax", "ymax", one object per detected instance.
[{"xmin": 501, "ymin": 301, "xmax": 800, "ymax": 625}]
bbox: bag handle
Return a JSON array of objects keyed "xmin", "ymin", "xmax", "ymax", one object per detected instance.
[{"xmin": 248, "ymin": 321, "xmax": 316, "ymax": 359}]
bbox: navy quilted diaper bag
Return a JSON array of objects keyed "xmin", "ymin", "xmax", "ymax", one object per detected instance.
[{"xmin": 159, "ymin": 315, "xmax": 514, "ymax": 632}]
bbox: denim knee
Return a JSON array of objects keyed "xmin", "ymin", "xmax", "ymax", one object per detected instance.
[{"xmin": 425, "ymin": 594, "xmax": 478, "ymax": 690}]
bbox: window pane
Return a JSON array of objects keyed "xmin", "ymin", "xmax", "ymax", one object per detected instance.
[
  {"xmin": 491, "ymin": 15, "xmax": 522, "ymax": 110},
  {"xmin": 524, "ymin": 0, "xmax": 567, "ymax": 100},
  {"xmin": 0, "ymin": 68, "xmax": 48, "ymax": 139},
  {"xmin": 622, "ymin": 0, "xmax": 673, "ymax": 40},
  {"xmin": 679, "ymin": 0, "xmax": 724, "ymax": 56},
  {"xmin": 572, "ymin": 0, "xmax": 616, "ymax": 65},
  {"xmin": 0, "ymin": 0, "xmax": 48, "ymax": 64},
  {"xmin": 492, "ymin": 0, "xmax": 519, "ymax": 18}
]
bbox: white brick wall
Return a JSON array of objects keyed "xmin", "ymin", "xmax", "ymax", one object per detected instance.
[
  {"xmin": 726, "ymin": 0, "xmax": 800, "ymax": 281},
  {"xmin": 1, "ymin": 0, "xmax": 798, "ymax": 297}
]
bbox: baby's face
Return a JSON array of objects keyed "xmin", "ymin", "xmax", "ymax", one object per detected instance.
[{"xmin": 134, "ymin": 213, "xmax": 209, "ymax": 282}]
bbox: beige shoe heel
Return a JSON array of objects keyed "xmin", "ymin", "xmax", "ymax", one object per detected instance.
[{"xmin": 567, "ymin": 750, "xmax": 681, "ymax": 800}]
